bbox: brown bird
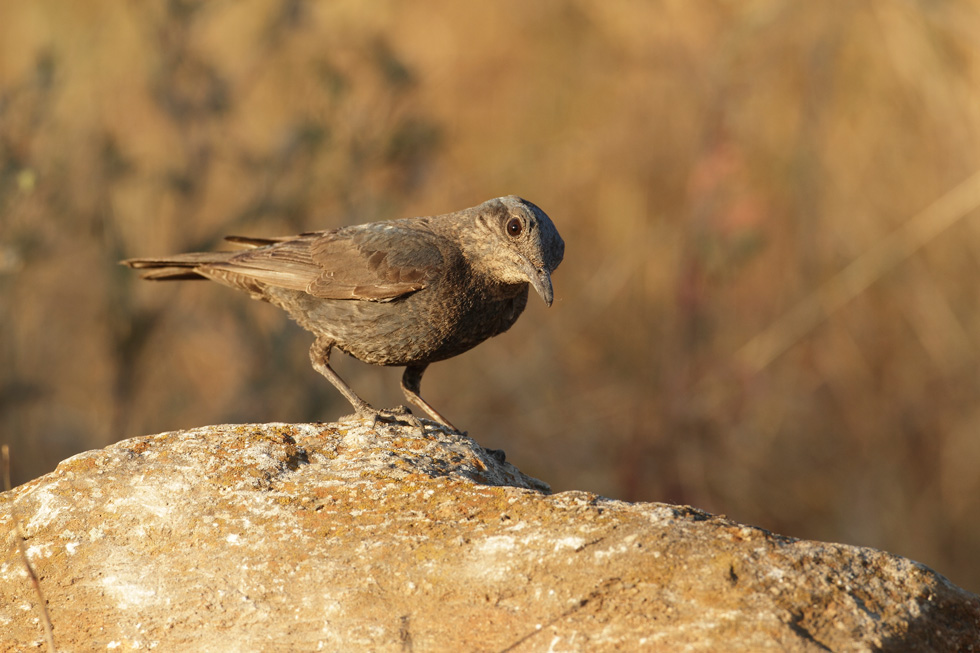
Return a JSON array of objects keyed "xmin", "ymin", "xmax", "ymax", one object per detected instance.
[{"xmin": 122, "ymin": 196, "xmax": 564, "ymax": 432}]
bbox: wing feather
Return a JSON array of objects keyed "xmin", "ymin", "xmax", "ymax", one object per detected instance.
[
  {"xmin": 308, "ymin": 223, "xmax": 443, "ymax": 300},
  {"xmin": 200, "ymin": 222, "xmax": 444, "ymax": 301}
]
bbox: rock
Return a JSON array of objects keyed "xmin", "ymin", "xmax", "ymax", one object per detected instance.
[{"xmin": 1, "ymin": 422, "xmax": 978, "ymax": 652}]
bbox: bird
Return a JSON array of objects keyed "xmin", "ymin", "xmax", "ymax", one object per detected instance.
[{"xmin": 122, "ymin": 195, "xmax": 564, "ymax": 432}]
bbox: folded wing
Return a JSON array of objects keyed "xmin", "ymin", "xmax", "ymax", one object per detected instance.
[{"xmin": 200, "ymin": 222, "xmax": 445, "ymax": 302}]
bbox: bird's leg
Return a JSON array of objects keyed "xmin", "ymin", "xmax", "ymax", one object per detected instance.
[
  {"xmin": 309, "ymin": 336, "xmax": 377, "ymax": 420},
  {"xmin": 310, "ymin": 337, "xmax": 423, "ymax": 429},
  {"xmin": 401, "ymin": 364, "xmax": 461, "ymax": 432}
]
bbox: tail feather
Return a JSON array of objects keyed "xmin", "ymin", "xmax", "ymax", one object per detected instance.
[
  {"xmin": 134, "ymin": 268, "xmax": 210, "ymax": 281},
  {"xmin": 224, "ymin": 235, "xmax": 292, "ymax": 248},
  {"xmin": 121, "ymin": 251, "xmax": 237, "ymax": 280}
]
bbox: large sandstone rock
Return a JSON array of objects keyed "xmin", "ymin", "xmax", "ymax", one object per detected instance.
[{"xmin": 1, "ymin": 421, "xmax": 977, "ymax": 651}]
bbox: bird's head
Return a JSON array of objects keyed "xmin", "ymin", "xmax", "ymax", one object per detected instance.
[{"xmin": 466, "ymin": 196, "xmax": 565, "ymax": 306}]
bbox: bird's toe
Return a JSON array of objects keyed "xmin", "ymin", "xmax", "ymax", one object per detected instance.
[
  {"xmin": 372, "ymin": 406, "xmax": 426, "ymax": 431},
  {"xmin": 338, "ymin": 410, "xmax": 381, "ymax": 429}
]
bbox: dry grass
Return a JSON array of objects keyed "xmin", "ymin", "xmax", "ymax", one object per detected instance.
[{"xmin": 3, "ymin": 0, "xmax": 980, "ymax": 592}]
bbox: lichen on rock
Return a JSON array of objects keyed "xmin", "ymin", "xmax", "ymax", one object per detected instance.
[{"xmin": 1, "ymin": 421, "xmax": 978, "ymax": 651}]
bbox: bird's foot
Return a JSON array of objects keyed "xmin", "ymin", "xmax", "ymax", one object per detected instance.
[
  {"xmin": 380, "ymin": 405, "xmax": 426, "ymax": 431},
  {"xmin": 339, "ymin": 405, "xmax": 468, "ymax": 436},
  {"xmin": 339, "ymin": 406, "xmax": 425, "ymax": 431},
  {"xmin": 383, "ymin": 405, "xmax": 468, "ymax": 435}
]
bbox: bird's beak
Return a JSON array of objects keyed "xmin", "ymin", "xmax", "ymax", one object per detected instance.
[{"xmin": 527, "ymin": 266, "xmax": 554, "ymax": 307}]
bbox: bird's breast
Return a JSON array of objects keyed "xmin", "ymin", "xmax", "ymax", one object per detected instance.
[{"xmin": 309, "ymin": 277, "xmax": 528, "ymax": 366}]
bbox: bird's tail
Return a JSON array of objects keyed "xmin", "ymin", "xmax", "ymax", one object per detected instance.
[
  {"xmin": 121, "ymin": 235, "xmax": 289, "ymax": 280},
  {"xmin": 121, "ymin": 251, "xmax": 239, "ymax": 281}
]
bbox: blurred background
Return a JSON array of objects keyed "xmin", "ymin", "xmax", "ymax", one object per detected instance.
[{"xmin": 3, "ymin": 1, "xmax": 980, "ymax": 592}]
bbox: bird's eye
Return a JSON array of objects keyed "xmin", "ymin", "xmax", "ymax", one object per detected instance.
[{"xmin": 506, "ymin": 217, "xmax": 523, "ymax": 237}]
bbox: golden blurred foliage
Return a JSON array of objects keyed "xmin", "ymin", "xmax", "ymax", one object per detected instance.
[{"xmin": 3, "ymin": 1, "xmax": 980, "ymax": 591}]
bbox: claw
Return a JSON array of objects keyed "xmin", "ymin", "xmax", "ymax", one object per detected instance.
[{"xmin": 341, "ymin": 406, "xmax": 427, "ymax": 432}]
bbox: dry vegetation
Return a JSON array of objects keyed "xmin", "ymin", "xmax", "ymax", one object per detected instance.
[{"xmin": 2, "ymin": 1, "xmax": 980, "ymax": 592}]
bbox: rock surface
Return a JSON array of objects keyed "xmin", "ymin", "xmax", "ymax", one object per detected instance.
[{"xmin": 1, "ymin": 421, "xmax": 978, "ymax": 652}]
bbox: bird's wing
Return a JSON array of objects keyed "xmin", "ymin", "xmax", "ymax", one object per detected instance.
[
  {"xmin": 308, "ymin": 222, "xmax": 444, "ymax": 300},
  {"xmin": 203, "ymin": 222, "xmax": 444, "ymax": 302}
]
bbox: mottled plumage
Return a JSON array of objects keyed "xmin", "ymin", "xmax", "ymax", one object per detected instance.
[{"xmin": 123, "ymin": 196, "xmax": 564, "ymax": 431}]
